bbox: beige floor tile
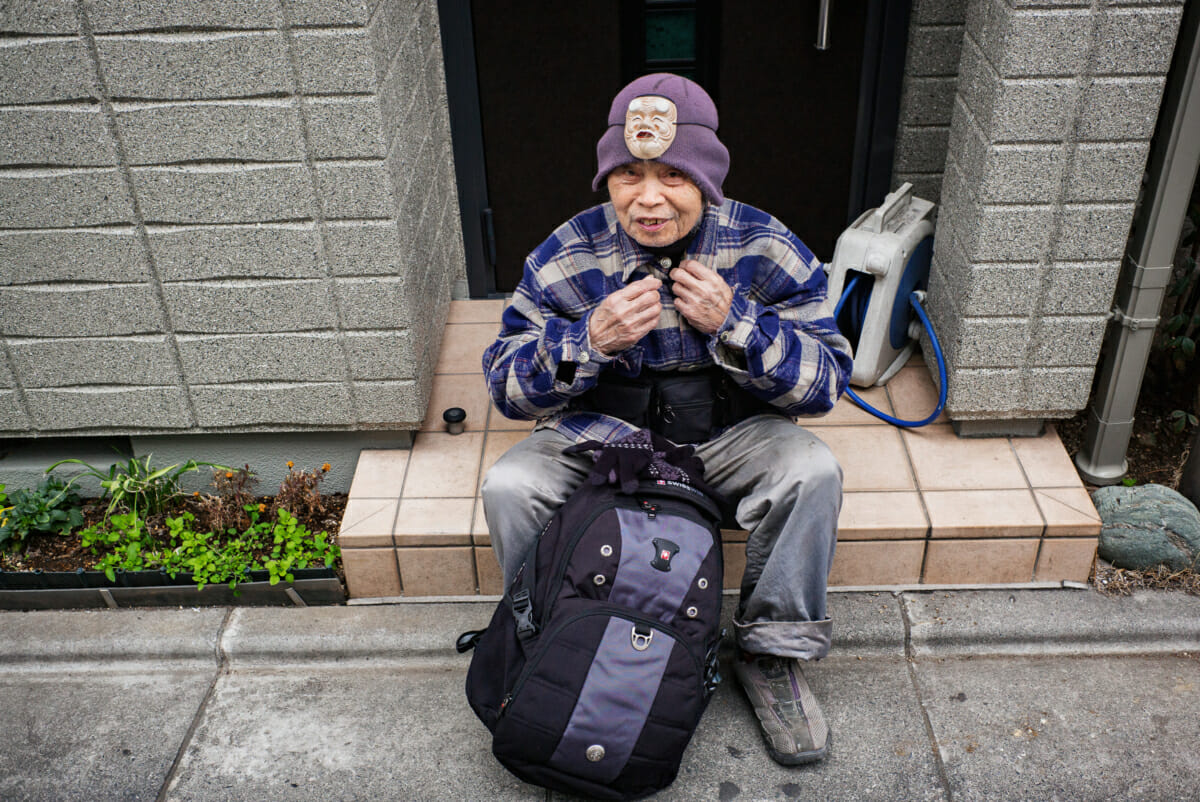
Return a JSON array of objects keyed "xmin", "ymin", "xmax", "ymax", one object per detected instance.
[
  {"xmin": 800, "ymin": 385, "xmax": 893, "ymax": 427},
  {"xmin": 476, "ymin": 430, "xmax": 534, "ymax": 494},
  {"xmin": 1034, "ymin": 487, "xmax": 1102, "ymax": 536},
  {"xmin": 885, "ymin": 365, "xmax": 949, "ymax": 424},
  {"xmin": 341, "ymin": 548, "xmax": 401, "ymax": 598},
  {"xmin": 828, "ymin": 540, "xmax": 925, "ymax": 586},
  {"xmin": 723, "ymin": 542, "xmax": 746, "ymax": 590},
  {"xmin": 447, "ymin": 299, "xmax": 505, "ymax": 324},
  {"xmin": 486, "ymin": 404, "xmax": 539, "ymax": 431},
  {"xmin": 472, "ymin": 499, "xmax": 490, "ymax": 545},
  {"xmin": 924, "ymin": 489, "xmax": 1043, "ymax": 538},
  {"xmin": 420, "ymin": 373, "xmax": 492, "ymax": 433},
  {"xmin": 347, "ymin": 450, "xmax": 409, "ymax": 499},
  {"xmin": 338, "ymin": 497, "xmax": 398, "ymax": 547},
  {"xmin": 402, "ymin": 431, "xmax": 485, "ymax": 498},
  {"xmin": 475, "ymin": 546, "xmax": 505, "ymax": 595},
  {"xmin": 922, "ymin": 538, "xmax": 1039, "ymax": 584},
  {"xmin": 1012, "ymin": 424, "xmax": 1085, "ymax": 488},
  {"xmin": 435, "ymin": 323, "xmax": 497, "ymax": 374},
  {"xmin": 814, "ymin": 426, "xmax": 915, "ymax": 491},
  {"xmin": 393, "ymin": 497, "xmax": 473, "ymax": 546},
  {"xmin": 837, "ymin": 491, "xmax": 928, "ymax": 540},
  {"xmin": 1035, "ymin": 537, "xmax": 1098, "ymax": 583},
  {"xmin": 396, "ymin": 546, "xmax": 478, "ymax": 596},
  {"xmin": 902, "ymin": 425, "xmax": 1028, "ymax": 490}
]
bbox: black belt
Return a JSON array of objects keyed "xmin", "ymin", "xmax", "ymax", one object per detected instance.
[{"xmin": 576, "ymin": 367, "xmax": 779, "ymax": 444}]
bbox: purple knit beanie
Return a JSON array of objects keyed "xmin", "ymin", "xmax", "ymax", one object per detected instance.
[{"xmin": 592, "ymin": 73, "xmax": 729, "ymax": 205}]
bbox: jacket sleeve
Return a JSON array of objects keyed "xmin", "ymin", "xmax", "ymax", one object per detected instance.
[
  {"xmin": 707, "ymin": 229, "xmax": 853, "ymax": 416},
  {"xmin": 481, "ymin": 256, "xmax": 621, "ymax": 421}
]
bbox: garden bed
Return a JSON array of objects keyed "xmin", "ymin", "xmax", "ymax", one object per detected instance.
[{"xmin": 0, "ymin": 461, "xmax": 348, "ymax": 609}]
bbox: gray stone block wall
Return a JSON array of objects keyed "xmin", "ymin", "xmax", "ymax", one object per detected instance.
[
  {"xmin": 925, "ymin": 0, "xmax": 1184, "ymax": 422},
  {"xmin": 0, "ymin": 0, "xmax": 465, "ymax": 439}
]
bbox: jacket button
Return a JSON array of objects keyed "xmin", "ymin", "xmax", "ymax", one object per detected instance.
[{"xmin": 587, "ymin": 745, "xmax": 606, "ymax": 762}]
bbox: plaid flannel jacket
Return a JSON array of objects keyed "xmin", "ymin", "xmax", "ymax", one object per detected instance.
[{"xmin": 482, "ymin": 199, "xmax": 853, "ymax": 444}]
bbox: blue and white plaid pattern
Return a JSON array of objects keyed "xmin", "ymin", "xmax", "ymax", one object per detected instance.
[{"xmin": 482, "ymin": 200, "xmax": 853, "ymax": 443}]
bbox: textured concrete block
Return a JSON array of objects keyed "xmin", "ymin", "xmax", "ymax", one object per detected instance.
[
  {"xmin": 899, "ymin": 77, "xmax": 957, "ymax": 126},
  {"xmin": 82, "ymin": 0, "xmax": 280, "ymax": 32},
  {"xmin": 891, "ymin": 174, "xmax": 944, "ymax": 206},
  {"xmin": 892, "ymin": 126, "xmax": 951, "ymax": 173},
  {"xmin": 944, "ymin": 367, "xmax": 1023, "ymax": 415},
  {"xmin": 1090, "ymin": 7, "xmax": 1184, "ymax": 76},
  {"xmin": 0, "ymin": 107, "xmax": 116, "ymax": 166},
  {"xmin": 132, "ymin": 165, "xmax": 311, "ymax": 224},
  {"xmin": 0, "ymin": 356, "xmax": 13, "ymax": 388},
  {"xmin": 164, "ymin": 279, "xmax": 336, "ymax": 333},
  {"xmin": 25, "ymin": 386, "xmax": 191, "ymax": 430},
  {"xmin": 1076, "ymin": 78, "xmax": 1166, "ymax": 141},
  {"xmin": 0, "ymin": 390, "xmax": 31, "ymax": 432},
  {"xmin": 906, "ymin": 26, "xmax": 965, "ymax": 77},
  {"xmin": 1066, "ymin": 143, "xmax": 1150, "ymax": 203},
  {"xmin": 305, "ymin": 97, "xmax": 387, "ymax": 159},
  {"xmin": 190, "ymin": 382, "xmax": 353, "ymax": 427},
  {"xmin": 958, "ymin": 202, "xmax": 1055, "ymax": 263},
  {"xmin": 0, "ymin": 284, "xmax": 161, "ymax": 337},
  {"xmin": 912, "ymin": 0, "xmax": 969, "ymax": 25},
  {"xmin": 344, "ymin": 331, "xmax": 416, "ymax": 380},
  {"xmin": 352, "ymin": 379, "xmax": 421, "ymax": 425},
  {"xmin": 956, "ymin": 264, "xmax": 1040, "ymax": 317},
  {"xmin": 958, "ymin": 38, "xmax": 1076, "ymax": 142},
  {"xmin": 1, "ymin": 1, "xmax": 79, "ymax": 33},
  {"xmin": 117, "ymin": 100, "xmax": 303, "ymax": 164},
  {"xmin": 314, "ymin": 161, "xmax": 395, "ymax": 219},
  {"xmin": 367, "ymin": 0, "xmax": 418, "ymax": 75},
  {"xmin": 294, "ymin": 29, "xmax": 377, "ymax": 94},
  {"xmin": 283, "ymin": 0, "xmax": 373, "ymax": 26},
  {"xmin": 949, "ymin": 99, "xmax": 1065, "ymax": 204},
  {"xmin": 1030, "ymin": 315, "xmax": 1108, "ymax": 367},
  {"xmin": 324, "ymin": 220, "xmax": 404, "ymax": 276},
  {"xmin": 1054, "ymin": 203, "xmax": 1136, "ymax": 261},
  {"xmin": 0, "ymin": 229, "xmax": 150, "ymax": 284},
  {"xmin": 378, "ymin": 28, "xmax": 427, "ymax": 155},
  {"xmin": 968, "ymin": 4, "xmax": 1090, "ymax": 78},
  {"xmin": 176, "ymin": 333, "xmax": 345, "ymax": 384},
  {"xmin": 149, "ymin": 224, "xmax": 321, "ymax": 281},
  {"xmin": 0, "ymin": 39, "xmax": 94, "ymax": 103},
  {"xmin": 336, "ymin": 277, "xmax": 410, "ymax": 329},
  {"xmin": 8, "ymin": 336, "xmax": 178, "ymax": 388},
  {"xmin": 1023, "ymin": 367, "xmax": 1094, "ymax": 413},
  {"xmin": 0, "ymin": 169, "xmax": 132, "ymax": 228},
  {"xmin": 95, "ymin": 34, "xmax": 289, "ymax": 100},
  {"xmin": 953, "ymin": 317, "xmax": 1033, "ymax": 368},
  {"xmin": 1043, "ymin": 262, "xmax": 1120, "ymax": 315}
]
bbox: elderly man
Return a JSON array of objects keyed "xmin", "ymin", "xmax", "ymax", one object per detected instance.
[{"xmin": 480, "ymin": 73, "xmax": 852, "ymax": 766}]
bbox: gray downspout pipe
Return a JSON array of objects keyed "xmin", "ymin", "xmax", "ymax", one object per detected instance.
[{"xmin": 1076, "ymin": 3, "xmax": 1200, "ymax": 485}]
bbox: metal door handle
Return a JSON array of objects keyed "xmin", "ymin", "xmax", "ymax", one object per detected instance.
[{"xmin": 816, "ymin": 0, "xmax": 830, "ymax": 50}]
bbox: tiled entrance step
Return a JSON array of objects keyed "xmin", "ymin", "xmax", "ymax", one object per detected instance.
[{"xmin": 339, "ymin": 301, "xmax": 1101, "ymax": 598}]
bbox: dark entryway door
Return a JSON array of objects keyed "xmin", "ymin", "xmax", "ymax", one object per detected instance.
[{"xmin": 440, "ymin": 0, "xmax": 909, "ymax": 296}]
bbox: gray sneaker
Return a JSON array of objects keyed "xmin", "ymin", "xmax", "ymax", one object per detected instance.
[{"xmin": 732, "ymin": 654, "xmax": 830, "ymax": 765}]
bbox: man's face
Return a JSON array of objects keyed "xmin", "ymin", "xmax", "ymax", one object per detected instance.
[{"xmin": 606, "ymin": 160, "xmax": 704, "ymax": 248}]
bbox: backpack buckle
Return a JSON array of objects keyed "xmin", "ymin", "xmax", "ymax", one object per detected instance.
[
  {"xmin": 631, "ymin": 625, "xmax": 654, "ymax": 651},
  {"xmin": 510, "ymin": 589, "xmax": 537, "ymax": 639}
]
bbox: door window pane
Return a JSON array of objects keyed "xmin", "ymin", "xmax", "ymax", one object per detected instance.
[{"xmin": 645, "ymin": 8, "xmax": 696, "ymax": 62}]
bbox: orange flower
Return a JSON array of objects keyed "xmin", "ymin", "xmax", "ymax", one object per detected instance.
[
  {"xmin": 258, "ymin": 503, "xmax": 266, "ymax": 512},
  {"xmin": 225, "ymin": 471, "xmax": 233, "ymax": 479},
  {"xmin": 193, "ymin": 491, "xmax": 200, "ymax": 497},
  {"xmin": 286, "ymin": 461, "xmax": 294, "ymax": 469},
  {"xmin": 322, "ymin": 463, "xmax": 331, "ymax": 472}
]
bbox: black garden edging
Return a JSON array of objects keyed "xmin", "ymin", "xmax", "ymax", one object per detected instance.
[{"xmin": 0, "ymin": 567, "xmax": 344, "ymax": 610}]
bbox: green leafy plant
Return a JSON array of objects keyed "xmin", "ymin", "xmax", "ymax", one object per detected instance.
[
  {"xmin": 1158, "ymin": 199, "xmax": 1200, "ymax": 431},
  {"xmin": 0, "ymin": 484, "xmax": 10, "ymax": 534},
  {"xmin": 1169, "ymin": 409, "xmax": 1199, "ymax": 434},
  {"xmin": 80, "ymin": 512, "xmax": 151, "ymax": 581},
  {"xmin": 48, "ymin": 454, "xmax": 230, "ymax": 522},
  {"xmin": 273, "ymin": 461, "xmax": 330, "ymax": 520},
  {"xmin": 0, "ymin": 477, "xmax": 85, "ymax": 550}
]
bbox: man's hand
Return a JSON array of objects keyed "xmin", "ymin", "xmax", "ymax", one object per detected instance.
[
  {"xmin": 669, "ymin": 259, "xmax": 732, "ymax": 335},
  {"xmin": 588, "ymin": 276, "xmax": 663, "ymax": 355}
]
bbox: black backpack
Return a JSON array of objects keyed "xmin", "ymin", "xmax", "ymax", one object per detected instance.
[{"xmin": 457, "ymin": 431, "xmax": 727, "ymax": 800}]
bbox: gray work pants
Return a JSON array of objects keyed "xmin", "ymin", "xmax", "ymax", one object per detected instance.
[{"xmin": 480, "ymin": 414, "xmax": 842, "ymax": 660}]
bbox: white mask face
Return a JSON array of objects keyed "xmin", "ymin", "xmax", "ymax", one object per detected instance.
[{"xmin": 624, "ymin": 95, "xmax": 677, "ymax": 160}]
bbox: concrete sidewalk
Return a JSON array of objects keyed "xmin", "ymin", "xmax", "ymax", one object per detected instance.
[{"xmin": 1, "ymin": 589, "xmax": 1198, "ymax": 801}]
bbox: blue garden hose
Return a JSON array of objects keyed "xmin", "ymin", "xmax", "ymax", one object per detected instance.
[{"xmin": 834, "ymin": 275, "xmax": 948, "ymax": 427}]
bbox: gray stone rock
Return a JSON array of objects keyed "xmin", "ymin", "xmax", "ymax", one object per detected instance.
[{"xmin": 1093, "ymin": 483, "xmax": 1200, "ymax": 571}]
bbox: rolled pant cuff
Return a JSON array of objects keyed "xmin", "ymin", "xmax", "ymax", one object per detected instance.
[{"xmin": 734, "ymin": 617, "xmax": 832, "ymax": 661}]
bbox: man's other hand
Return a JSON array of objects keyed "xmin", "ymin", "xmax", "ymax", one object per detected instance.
[
  {"xmin": 588, "ymin": 276, "xmax": 664, "ymax": 355},
  {"xmin": 670, "ymin": 260, "xmax": 732, "ymax": 335}
]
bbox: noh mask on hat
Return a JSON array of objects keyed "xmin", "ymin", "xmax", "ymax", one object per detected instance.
[{"xmin": 624, "ymin": 96, "xmax": 677, "ymax": 160}]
